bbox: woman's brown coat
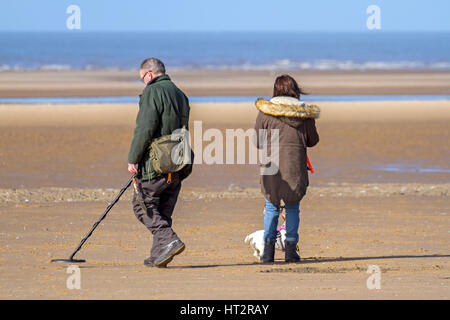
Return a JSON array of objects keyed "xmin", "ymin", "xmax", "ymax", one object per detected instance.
[{"xmin": 254, "ymin": 96, "xmax": 320, "ymax": 205}]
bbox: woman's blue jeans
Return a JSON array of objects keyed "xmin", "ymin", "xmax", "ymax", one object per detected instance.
[{"xmin": 264, "ymin": 199, "xmax": 300, "ymax": 243}]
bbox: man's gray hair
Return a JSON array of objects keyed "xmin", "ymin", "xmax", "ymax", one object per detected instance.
[{"xmin": 140, "ymin": 58, "xmax": 166, "ymax": 75}]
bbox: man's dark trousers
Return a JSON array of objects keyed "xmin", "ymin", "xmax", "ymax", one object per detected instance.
[{"xmin": 132, "ymin": 173, "xmax": 181, "ymax": 261}]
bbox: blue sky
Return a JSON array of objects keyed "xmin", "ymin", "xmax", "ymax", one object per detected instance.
[{"xmin": 1, "ymin": 0, "xmax": 449, "ymax": 32}]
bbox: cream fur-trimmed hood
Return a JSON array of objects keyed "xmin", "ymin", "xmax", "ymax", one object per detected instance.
[{"xmin": 255, "ymin": 96, "xmax": 320, "ymax": 119}]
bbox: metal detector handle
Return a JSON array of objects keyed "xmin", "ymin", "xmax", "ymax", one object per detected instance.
[{"xmin": 68, "ymin": 177, "xmax": 133, "ymax": 260}]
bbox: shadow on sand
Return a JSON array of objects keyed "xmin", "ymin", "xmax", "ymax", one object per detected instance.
[{"xmin": 170, "ymin": 254, "xmax": 450, "ymax": 269}]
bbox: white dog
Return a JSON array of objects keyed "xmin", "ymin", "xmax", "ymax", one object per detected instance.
[
  {"xmin": 244, "ymin": 226, "xmax": 287, "ymax": 260},
  {"xmin": 245, "ymin": 210, "xmax": 299, "ymax": 260}
]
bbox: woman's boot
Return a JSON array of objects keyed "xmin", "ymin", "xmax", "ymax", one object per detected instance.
[
  {"xmin": 285, "ymin": 240, "xmax": 300, "ymax": 263},
  {"xmin": 261, "ymin": 239, "xmax": 276, "ymax": 263}
]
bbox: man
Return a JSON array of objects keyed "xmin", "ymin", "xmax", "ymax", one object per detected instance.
[{"xmin": 128, "ymin": 58, "xmax": 191, "ymax": 268}]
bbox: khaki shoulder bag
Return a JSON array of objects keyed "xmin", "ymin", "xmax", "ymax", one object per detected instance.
[{"xmin": 149, "ymin": 126, "xmax": 192, "ymax": 174}]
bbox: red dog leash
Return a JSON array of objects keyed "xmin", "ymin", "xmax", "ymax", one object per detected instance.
[{"xmin": 307, "ymin": 155, "xmax": 314, "ymax": 174}]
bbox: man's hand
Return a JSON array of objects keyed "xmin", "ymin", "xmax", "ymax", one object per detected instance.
[{"xmin": 128, "ymin": 163, "xmax": 138, "ymax": 175}]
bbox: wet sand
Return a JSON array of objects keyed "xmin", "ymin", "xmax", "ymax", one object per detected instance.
[
  {"xmin": 0, "ymin": 101, "xmax": 449, "ymax": 189},
  {"xmin": 1, "ymin": 69, "xmax": 450, "ymax": 98},
  {"xmin": 0, "ymin": 72, "xmax": 449, "ymax": 299}
]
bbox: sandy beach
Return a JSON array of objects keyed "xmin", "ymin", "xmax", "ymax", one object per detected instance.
[{"xmin": 0, "ymin": 70, "xmax": 449, "ymax": 299}]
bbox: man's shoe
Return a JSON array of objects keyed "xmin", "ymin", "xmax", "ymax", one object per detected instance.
[
  {"xmin": 261, "ymin": 239, "xmax": 276, "ymax": 263},
  {"xmin": 154, "ymin": 239, "xmax": 185, "ymax": 268},
  {"xmin": 144, "ymin": 256, "xmax": 167, "ymax": 268},
  {"xmin": 285, "ymin": 240, "xmax": 301, "ymax": 263}
]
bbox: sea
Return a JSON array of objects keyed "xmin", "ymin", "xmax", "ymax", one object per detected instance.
[{"xmin": 1, "ymin": 31, "xmax": 450, "ymax": 71}]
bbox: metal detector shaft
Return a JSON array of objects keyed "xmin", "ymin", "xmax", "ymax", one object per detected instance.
[{"xmin": 66, "ymin": 177, "xmax": 133, "ymax": 261}]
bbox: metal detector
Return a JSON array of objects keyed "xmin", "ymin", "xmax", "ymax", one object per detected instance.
[{"xmin": 51, "ymin": 177, "xmax": 133, "ymax": 263}]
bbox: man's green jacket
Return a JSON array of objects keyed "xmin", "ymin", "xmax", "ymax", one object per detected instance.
[{"xmin": 128, "ymin": 74, "xmax": 190, "ymax": 181}]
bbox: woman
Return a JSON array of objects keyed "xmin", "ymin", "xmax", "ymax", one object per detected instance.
[{"xmin": 254, "ymin": 74, "xmax": 320, "ymax": 263}]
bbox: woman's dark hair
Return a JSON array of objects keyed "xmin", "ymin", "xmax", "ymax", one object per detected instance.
[{"xmin": 273, "ymin": 74, "xmax": 307, "ymax": 99}]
